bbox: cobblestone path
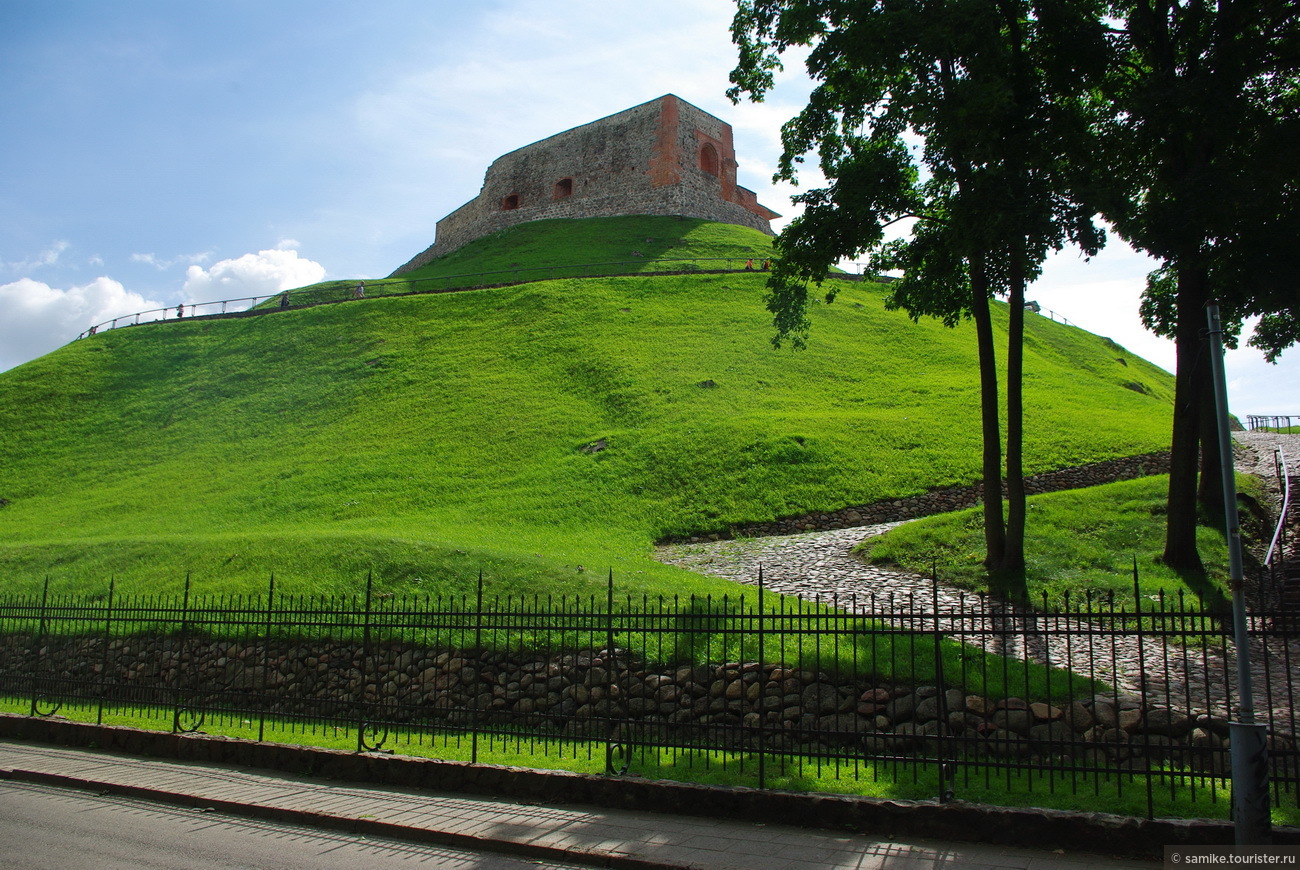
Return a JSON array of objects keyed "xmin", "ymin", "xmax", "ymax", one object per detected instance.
[{"xmin": 655, "ymin": 432, "xmax": 1300, "ymax": 728}]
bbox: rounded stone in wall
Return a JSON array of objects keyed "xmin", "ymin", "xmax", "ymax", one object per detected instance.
[
  {"xmin": 1028, "ymin": 720, "xmax": 1074, "ymax": 745},
  {"xmin": 1130, "ymin": 732, "xmax": 1175, "ymax": 760},
  {"xmin": 1062, "ymin": 701, "xmax": 1095, "ymax": 732},
  {"xmin": 1143, "ymin": 708, "xmax": 1193, "ymax": 738},
  {"xmin": 991, "ymin": 708, "xmax": 1034, "ymax": 736},
  {"xmin": 816, "ymin": 712, "xmax": 866, "ymax": 740},
  {"xmin": 1029, "ymin": 702, "xmax": 1062, "ymax": 721},
  {"xmin": 1090, "ymin": 699, "xmax": 1118, "ymax": 727},
  {"xmin": 1197, "ymin": 715, "xmax": 1232, "ymax": 738},
  {"xmin": 1118, "ymin": 708, "xmax": 1144, "ymax": 733},
  {"xmin": 984, "ymin": 729, "xmax": 1031, "ymax": 758},
  {"xmin": 895, "ymin": 719, "xmax": 944, "ymax": 749},
  {"xmin": 626, "ymin": 697, "xmax": 655, "ymax": 717},
  {"xmin": 802, "ymin": 683, "xmax": 843, "ymax": 715},
  {"xmin": 1097, "ymin": 728, "xmax": 1133, "ymax": 760},
  {"xmin": 916, "ymin": 694, "xmax": 963, "ymax": 724},
  {"xmin": 885, "ymin": 693, "xmax": 916, "ymax": 723}
]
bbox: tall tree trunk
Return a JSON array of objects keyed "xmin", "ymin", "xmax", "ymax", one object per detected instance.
[
  {"xmin": 969, "ymin": 258, "xmax": 1006, "ymax": 569},
  {"xmin": 1000, "ymin": 262, "xmax": 1028, "ymax": 593},
  {"xmin": 1163, "ymin": 265, "xmax": 1208, "ymax": 572},
  {"xmin": 1196, "ymin": 352, "xmax": 1226, "ymax": 523}
]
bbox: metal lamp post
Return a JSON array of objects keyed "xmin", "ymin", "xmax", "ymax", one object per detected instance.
[{"xmin": 1206, "ymin": 300, "xmax": 1270, "ymax": 845}]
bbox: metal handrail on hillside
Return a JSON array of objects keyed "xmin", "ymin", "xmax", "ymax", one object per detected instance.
[
  {"xmin": 1266, "ymin": 446, "xmax": 1292, "ymax": 569},
  {"xmin": 75, "ymin": 256, "xmax": 793, "ymax": 340},
  {"xmin": 77, "ymin": 294, "xmax": 281, "ymax": 339},
  {"xmin": 73, "ymin": 252, "xmax": 1097, "ymax": 342},
  {"xmin": 1248, "ymin": 414, "xmax": 1299, "ymax": 432}
]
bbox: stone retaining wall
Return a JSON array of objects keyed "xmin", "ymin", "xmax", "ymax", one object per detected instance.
[
  {"xmin": 8, "ymin": 630, "xmax": 1288, "ymax": 779},
  {"xmin": 671, "ymin": 452, "xmax": 1171, "ymax": 542}
]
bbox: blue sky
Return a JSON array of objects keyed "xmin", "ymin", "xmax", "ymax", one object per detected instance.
[{"xmin": 2, "ymin": 0, "xmax": 1294, "ymax": 416}]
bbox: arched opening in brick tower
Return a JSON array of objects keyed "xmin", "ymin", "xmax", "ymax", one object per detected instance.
[
  {"xmin": 699, "ymin": 143, "xmax": 720, "ymax": 176},
  {"xmin": 501, "ymin": 194, "xmax": 520, "ymax": 210},
  {"xmin": 553, "ymin": 177, "xmax": 574, "ymax": 199}
]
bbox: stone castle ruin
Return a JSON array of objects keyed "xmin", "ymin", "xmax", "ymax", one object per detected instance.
[{"xmin": 391, "ymin": 95, "xmax": 780, "ymax": 275}]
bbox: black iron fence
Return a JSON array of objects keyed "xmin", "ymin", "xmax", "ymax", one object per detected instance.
[{"xmin": 2, "ymin": 571, "xmax": 1297, "ymax": 820}]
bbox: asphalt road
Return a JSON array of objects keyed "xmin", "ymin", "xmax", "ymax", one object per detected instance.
[{"xmin": 0, "ymin": 780, "xmax": 581, "ymax": 870}]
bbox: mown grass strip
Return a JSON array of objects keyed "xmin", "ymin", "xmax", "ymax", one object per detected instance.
[{"xmin": 5, "ymin": 697, "xmax": 1292, "ymax": 825}]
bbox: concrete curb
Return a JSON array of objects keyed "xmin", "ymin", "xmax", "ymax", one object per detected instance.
[{"xmin": 2, "ymin": 713, "xmax": 1295, "ymax": 860}]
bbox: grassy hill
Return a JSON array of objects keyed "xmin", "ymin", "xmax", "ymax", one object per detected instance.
[
  {"xmin": 0, "ymin": 217, "xmax": 1176, "ymax": 598},
  {"xmin": 280, "ymin": 216, "xmax": 787, "ymax": 305}
]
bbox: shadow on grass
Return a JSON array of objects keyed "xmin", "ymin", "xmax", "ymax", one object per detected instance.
[
  {"xmin": 986, "ymin": 567, "xmax": 1028, "ymax": 604},
  {"xmin": 1170, "ymin": 566, "xmax": 1232, "ymax": 615}
]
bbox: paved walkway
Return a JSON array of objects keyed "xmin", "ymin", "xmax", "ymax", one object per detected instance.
[
  {"xmin": 0, "ymin": 739, "xmax": 1148, "ymax": 869},
  {"xmin": 655, "ymin": 431, "xmax": 1300, "ymax": 726}
]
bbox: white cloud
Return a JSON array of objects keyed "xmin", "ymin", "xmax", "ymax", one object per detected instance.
[
  {"xmin": 130, "ymin": 250, "xmax": 213, "ymax": 270},
  {"xmin": 4, "ymin": 241, "xmax": 70, "ymax": 273},
  {"xmin": 0, "ymin": 245, "xmax": 329, "ymax": 371},
  {"xmin": 181, "ymin": 247, "xmax": 326, "ymax": 303},
  {"xmin": 0, "ymin": 276, "xmax": 162, "ymax": 371}
]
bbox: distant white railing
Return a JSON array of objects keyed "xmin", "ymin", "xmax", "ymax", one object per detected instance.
[
  {"xmin": 77, "ymin": 295, "xmax": 279, "ymax": 339},
  {"xmin": 1023, "ymin": 305, "xmax": 1076, "ymax": 327},
  {"xmin": 1248, "ymin": 415, "xmax": 1300, "ymax": 432},
  {"xmin": 80, "ymin": 257, "xmax": 1095, "ymax": 342},
  {"xmin": 846, "ymin": 264, "xmax": 1078, "ymax": 328},
  {"xmin": 74, "ymin": 257, "xmax": 802, "ymax": 340}
]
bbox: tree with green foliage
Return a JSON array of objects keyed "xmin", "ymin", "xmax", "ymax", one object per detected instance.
[
  {"xmin": 729, "ymin": 0, "xmax": 1107, "ymax": 590},
  {"xmin": 1096, "ymin": 0, "xmax": 1300, "ymax": 572}
]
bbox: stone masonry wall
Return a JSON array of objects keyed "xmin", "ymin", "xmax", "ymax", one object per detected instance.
[
  {"xmin": 392, "ymin": 95, "xmax": 779, "ymax": 275},
  {"xmin": 7, "ymin": 634, "xmax": 1291, "ymax": 779}
]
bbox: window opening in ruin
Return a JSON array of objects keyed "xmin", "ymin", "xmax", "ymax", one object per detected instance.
[
  {"xmin": 699, "ymin": 143, "xmax": 720, "ymax": 176},
  {"xmin": 554, "ymin": 177, "xmax": 574, "ymax": 199},
  {"xmin": 502, "ymin": 194, "xmax": 520, "ymax": 210}
]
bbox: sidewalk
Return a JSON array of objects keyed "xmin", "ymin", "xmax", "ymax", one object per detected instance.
[{"xmin": 0, "ymin": 739, "xmax": 1148, "ymax": 870}]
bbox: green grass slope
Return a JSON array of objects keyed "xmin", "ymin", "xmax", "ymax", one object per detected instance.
[
  {"xmin": 0, "ymin": 218, "xmax": 1175, "ymax": 598},
  {"xmin": 283, "ymin": 216, "xmax": 783, "ymax": 306},
  {"xmin": 861, "ymin": 475, "xmax": 1235, "ymax": 605},
  {"xmin": 401, "ymin": 215, "xmax": 779, "ymax": 278}
]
